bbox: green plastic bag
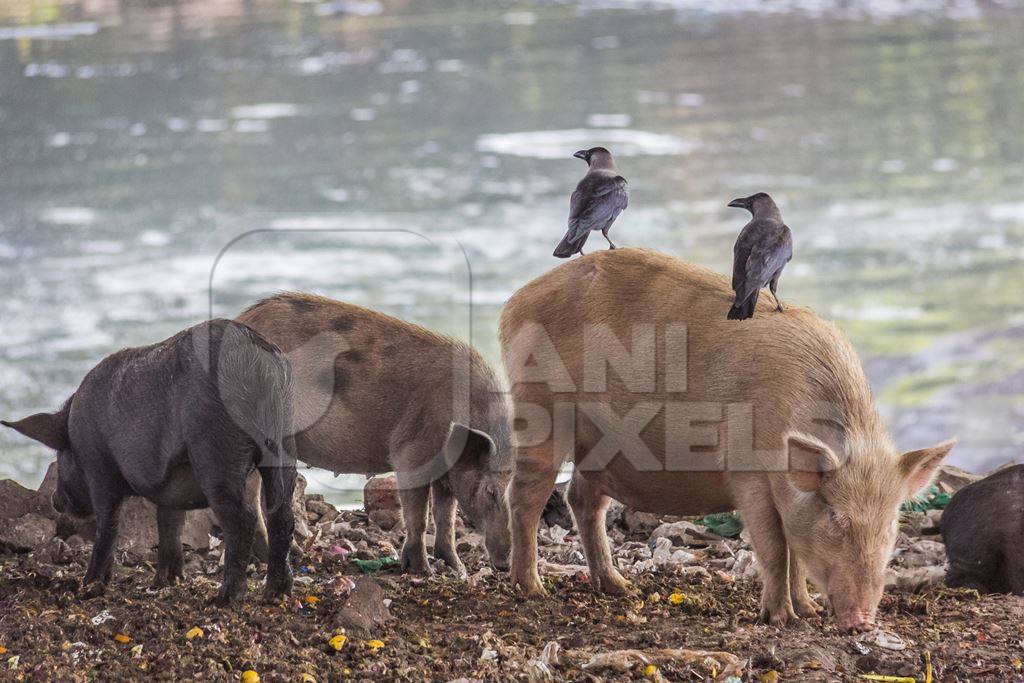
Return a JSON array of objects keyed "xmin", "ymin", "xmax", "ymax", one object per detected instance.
[
  {"xmin": 901, "ymin": 484, "xmax": 951, "ymax": 512},
  {"xmin": 351, "ymin": 556, "xmax": 399, "ymax": 573},
  {"xmin": 696, "ymin": 512, "xmax": 744, "ymax": 538}
]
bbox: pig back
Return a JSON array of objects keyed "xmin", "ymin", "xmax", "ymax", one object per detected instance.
[
  {"xmin": 237, "ymin": 293, "xmax": 505, "ymax": 474},
  {"xmin": 499, "ymin": 248, "xmax": 879, "ymax": 474}
]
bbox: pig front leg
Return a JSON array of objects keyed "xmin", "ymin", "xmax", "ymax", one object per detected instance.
[
  {"xmin": 83, "ymin": 495, "xmax": 125, "ymax": 596},
  {"xmin": 153, "ymin": 507, "xmax": 186, "ymax": 588},
  {"xmin": 431, "ymin": 479, "xmax": 467, "ymax": 576},
  {"xmin": 397, "ymin": 479, "xmax": 432, "ymax": 574},
  {"xmin": 789, "ymin": 551, "xmax": 820, "ymax": 617},
  {"xmin": 508, "ymin": 444, "xmax": 560, "ymax": 597},
  {"xmin": 568, "ymin": 471, "xmax": 631, "ymax": 595},
  {"xmin": 733, "ymin": 481, "xmax": 797, "ymax": 627}
]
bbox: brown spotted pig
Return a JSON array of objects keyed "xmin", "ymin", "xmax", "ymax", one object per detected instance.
[
  {"xmin": 499, "ymin": 248, "xmax": 955, "ymax": 631},
  {"xmin": 237, "ymin": 293, "xmax": 512, "ymax": 574}
]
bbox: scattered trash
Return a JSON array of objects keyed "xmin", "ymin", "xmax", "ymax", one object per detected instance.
[
  {"xmin": 351, "ymin": 556, "xmax": 398, "ymax": 573},
  {"xmin": 329, "ymin": 634, "xmax": 348, "ymax": 651},
  {"xmin": 90, "ymin": 610, "xmax": 114, "ymax": 626},
  {"xmin": 583, "ymin": 648, "xmax": 743, "ymax": 678},
  {"xmin": 185, "ymin": 627, "xmax": 204, "ymax": 641},
  {"xmin": 300, "ymin": 674, "xmax": 316, "ymax": 683},
  {"xmin": 668, "ymin": 592, "xmax": 687, "ymax": 605},
  {"xmin": 241, "ymin": 670, "xmax": 259, "ymax": 683},
  {"xmin": 695, "ymin": 512, "xmax": 743, "ymax": 538},
  {"xmin": 113, "ymin": 633, "xmax": 131, "ymax": 643},
  {"xmin": 130, "ymin": 644, "xmax": 143, "ymax": 658},
  {"xmin": 860, "ymin": 676, "xmax": 915, "ymax": 683},
  {"xmin": 901, "ymin": 485, "xmax": 951, "ymax": 512},
  {"xmin": 327, "ymin": 545, "xmax": 350, "ymax": 559},
  {"xmin": 857, "ymin": 629, "xmax": 907, "ymax": 651},
  {"xmin": 366, "ymin": 639, "xmax": 385, "ymax": 652}
]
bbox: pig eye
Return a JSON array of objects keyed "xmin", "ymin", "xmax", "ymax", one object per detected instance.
[{"xmin": 828, "ymin": 508, "xmax": 850, "ymax": 533}]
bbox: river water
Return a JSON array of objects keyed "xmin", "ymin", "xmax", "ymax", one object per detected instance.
[{"xmin": 1, "ymin": 0, "xmax": 1023, "ymax": 502}]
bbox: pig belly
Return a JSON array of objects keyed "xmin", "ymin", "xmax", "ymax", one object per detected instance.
[
  {"xmin": 136, "ymin": 463, "xmax": 209, "ymax": 510},
  {"xmin": 593, "ymin": 464, "xmax": 735, "ymax": 517}
]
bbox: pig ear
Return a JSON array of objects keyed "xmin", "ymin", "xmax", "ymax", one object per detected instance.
[
  {"xmin": 445, "ymin": 422, "xmax": 497, "ymax": 465},
  {"xmin": 1, "ymin": 412, "xmax": 70, "ymax": 452},
  {"xmin": 786, "ymin": 431, "xmax": 840, "ymax": 493},
  {"xmin": 900, "ymin": 438, "xmax": 957, "ymax": 497}
]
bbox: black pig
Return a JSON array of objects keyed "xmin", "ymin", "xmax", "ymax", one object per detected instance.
[
  {"xmin": 942, "ymin": 465, "xmax": 1024, "ymax": 594},
  {"xmin": 2, "ymin": 319, "xmax": 296, "ymax": 605}
]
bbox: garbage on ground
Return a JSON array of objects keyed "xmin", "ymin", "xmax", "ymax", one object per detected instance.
[{"xmin": 582, "ymin": 647, "xmax": 744, "ymax": 679}]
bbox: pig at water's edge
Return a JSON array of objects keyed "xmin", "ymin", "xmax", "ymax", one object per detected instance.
[
  {"xmin": 942, "ymin": 465, "xmax": 1024, "ymax": 594},
  {"xmin": 236, "ymin": 293, "xmax": 513, "ymax": 573},
  {"xmin": 1, "ymin": 320, "xmax": 296, "ymax": 605},
  {"xmin": 498, "ymin": 248, "xmax": 955, "ymax": 631}
]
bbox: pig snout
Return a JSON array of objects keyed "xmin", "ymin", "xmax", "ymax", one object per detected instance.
[
  {"xmin": 837, "ymin": 610, "xmax": 876, "ymax": 633},
  {"xmin": 51, "ymin": 490, "xmax": 64, "ymax": 514}
]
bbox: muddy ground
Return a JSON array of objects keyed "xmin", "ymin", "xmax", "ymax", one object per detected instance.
[{"xmin": 1, "ymin": 503, "xmax": 1023, "ymax": 683}]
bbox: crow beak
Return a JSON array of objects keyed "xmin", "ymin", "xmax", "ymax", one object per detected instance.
[
  {"xmin": 727, "ymin": 198, "xmax": 747, "ymax": 209},
  {"xmin": 573, "ymin": 150, "xmax": 588, "ymax": 160}
]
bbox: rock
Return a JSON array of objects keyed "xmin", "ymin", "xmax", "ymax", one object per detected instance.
[
  {"xmin": 902, "ymin": 539, "xmax": 946, "ymax": 568},
  {"xmin": 936, "ymin": 464, "xmax": 981, "ymax": 493},
  {"xmin": 649, "ymin": 520, "xmax": 722, "ymax": 547},
  {"xmin": 116, "ymin": 498, "xmax": 214, "ymax": 553},
  {"xmin": 0, "ymin": 479, "xmax": 39, "ymax": 520},
  {"xmin": 335, "ymin": 576, "xmax": 392, "ymax": 637},
  {"xmin": 307, "ymin": 499, "xmax": 339, "ymax": 523},
  {"xmin": 622, "ymin": 509, "xmax": 663, "ymax": 534},
  {"xmin": 0, "ymin": 513, "xmax": 57, "ymax": 551},
  {"xmin": 898, "ymin": 512, "xmax": 926, "ymax": 536},
  {"xmin": 36, "ymin": 536, "xmax": 72, "ymax": 564},
  {"xmin": 364, "ymin": 476, "xmax": 403, "ymax": 530},
  {"xmin": 894, "ymin": 565, "xmax": 945, "ymax": 593}
]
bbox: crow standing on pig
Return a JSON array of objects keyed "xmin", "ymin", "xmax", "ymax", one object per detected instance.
[
  {"xmin": 553, "ymin": 147, "xmax": 629, "ymax": 258},
  {"xmin": 942, "ymin": 465, "xmax": 1024, "ymax": 594},
  {"xmin": 1, "ymin": 320, "xmax": 296, "ymax": 606},
  {"xmin": 727, "ymin": 192, "xmax": 792, "ymax": 320}
]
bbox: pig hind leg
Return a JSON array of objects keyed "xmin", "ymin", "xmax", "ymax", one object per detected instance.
[
  {"xmin": 258, "ymin": 445, "xmax": 296, "ymax": 602},
  {"xmin": 568, "ymin": 470, "xmax": 631, "ymax": 595},
  {"xmin": 431, "ymin": 479, "xmax": 467, "ymax": 576},
  {"xmin": 509, "ymin": 442, "xmax": 561, "ymax": 596},
  {"xmin": 187, "ymin": 428, "xmax": 257, "ymax": 606},
  {"xmin": 153, "ymin": 507, "xmax": 186, "ymax": 588},
  {"xmin": 81, "ymin": 460, "xmax": 127, "ymax": 595}
]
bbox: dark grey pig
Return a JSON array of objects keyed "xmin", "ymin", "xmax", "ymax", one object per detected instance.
[
  {"xmin": 1, "ymin": 319, "xmax": 296, "ymax": 605},
  {"xmin": 942, "ymin": 465, "xmax": 1024, "ymax": 594},
  {"xmin": 236, "ymin": 293, "xmax": 513, "ymax": 575}
]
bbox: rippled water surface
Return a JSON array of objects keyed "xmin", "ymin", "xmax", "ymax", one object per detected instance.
[{"xmin": 2, "ymin": 0, "xmax": 1023, "ymax": 500}]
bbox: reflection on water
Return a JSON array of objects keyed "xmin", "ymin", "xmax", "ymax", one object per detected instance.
[{"xmin": 1, "ymin": 0, "xmax": 1023, "ymax": 501}]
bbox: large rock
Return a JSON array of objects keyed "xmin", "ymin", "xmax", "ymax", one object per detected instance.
[
  {"xmin": 364, "ymin": 475, "xmax": 402, "ymax": 530},
  {"xmin": 0, "ymin": 479, "xmax": 39, "ymax": 520},
  {"xmin": 336, "ymin": 576, "xmax": 392, "ymax": 636},
  {"xmin": 0, "ymin": 513, "xmax": 57, "ymax": 551},
  {"xmin": 649, "ymin": 520, "xmax": 722, "ymax": 547},
  {"xmin": 936, "ymin": 464, "xmax": 981, "ymax": 493}
]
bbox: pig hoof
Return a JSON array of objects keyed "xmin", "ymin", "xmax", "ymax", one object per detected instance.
[
  {"xmin": 760, "ymin": 605, "xmax": 798, "ymax": 628},
  {"xmin": 262, "ymin": 573, "xmax": 293, "ymax": 603},
  {"xmin": 596, "ymin": 574, "xmax": 634, "ymax": 596},
  {"xmin": 514, "ymin": 575, "xmax": 547, "ymax": 597},
  {"xmin": 793, "ymin": 598, "xmax": 821, "ymax": 618},
  {"xmin": 81, "ymin": 581, "xmax": 108, "ymax": 599},
  {"xmin": 401, "ymin": 547, "xmax": 433, "ymax": 575}
]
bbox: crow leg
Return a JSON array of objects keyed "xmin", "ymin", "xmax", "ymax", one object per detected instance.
[
  {"xmin": 602, "ymin": 228, "xmax": 616, "ymax": 250},
  {"xmin": 769, "ymin": 275, "xmax": 783, "ymax": 312}
]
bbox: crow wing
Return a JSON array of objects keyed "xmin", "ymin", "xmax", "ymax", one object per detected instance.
[
  {"xmin": 737, "ymin": 222, "xmax": 792, "ymax": 304},
  {"xmin": 567, "ymin": 173, "xmax": 629, "ymax": 244}
]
